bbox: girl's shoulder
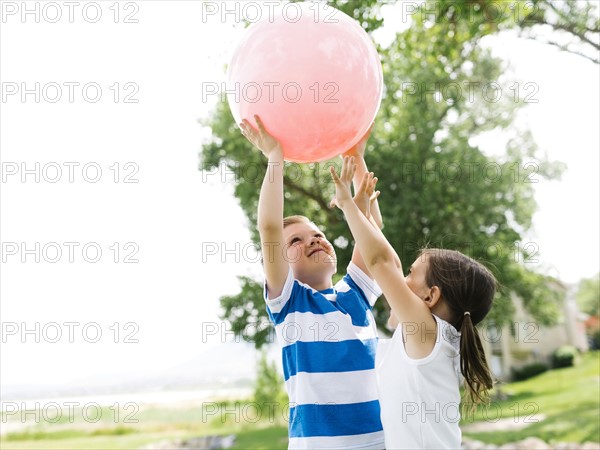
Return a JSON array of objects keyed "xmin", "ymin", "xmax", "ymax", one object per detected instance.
[{"xmin": 433, "ymin": 314, "xmax": 461, "ymax": 350}]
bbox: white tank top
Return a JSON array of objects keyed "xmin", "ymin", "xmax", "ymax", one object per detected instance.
[{"xmin": 376, "ymin": 314, "xmax": 462, "ymax": 449}]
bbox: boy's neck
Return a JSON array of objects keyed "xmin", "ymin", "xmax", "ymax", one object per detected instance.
[{"xmin": 301, "ymin": 276, "xmax": 334, "ymax": 292}]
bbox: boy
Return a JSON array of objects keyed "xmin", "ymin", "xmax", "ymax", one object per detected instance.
[{"xmin": 240, "ymin": 116, "xmax": 384, "ymax": 449}]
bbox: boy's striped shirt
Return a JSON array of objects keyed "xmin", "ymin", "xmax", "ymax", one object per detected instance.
[{"xmin": 265, "ymin": 262, "xmax": 384, "ymax": 449}]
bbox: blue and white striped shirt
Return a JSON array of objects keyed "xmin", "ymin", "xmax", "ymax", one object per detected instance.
[{"xmin": 265, "ymin": 262, "xmax": 384, "ymax": 449}]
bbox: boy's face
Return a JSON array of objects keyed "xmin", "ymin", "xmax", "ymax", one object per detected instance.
[{"xmin": 283, "ymin": 221, "xmax": 337, "ymax": 284}]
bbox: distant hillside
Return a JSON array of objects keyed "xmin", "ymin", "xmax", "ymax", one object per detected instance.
[{"xmin": 2, "ymin": 341, "xmax": 280, "ymax": 402}]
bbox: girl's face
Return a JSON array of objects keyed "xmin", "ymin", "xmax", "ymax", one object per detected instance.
[
  {"xmin": 405, "ymin": 255, "xmax": 432, "ymax": 301},
  {"xmin": 387, "ymin": 255, "xmax": 432, "ymax": 330}
]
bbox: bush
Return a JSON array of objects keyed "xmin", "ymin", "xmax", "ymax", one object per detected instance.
[
  {"xmin": 552, "ymin": 345, "xmax": 579, "ymax": 368},
  {"xmin": 512, "ymin": 362, "xmax": 549, "ymax": 381},
  {"xmin": 253, "ymin": 349, "xmax": 288, "ymax": 422},
  {"xmin": 590, "ymin": 329, "xmax": 600, "ymax": 350}
]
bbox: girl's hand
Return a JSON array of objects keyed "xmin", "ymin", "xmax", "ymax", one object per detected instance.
[
  {"xmin": 354, "ymin": 172, "xmax": 380, "ymax": 218},
  {"xmin": 240, "ymin": 115, "xmax": 282, "ymax": 158},
  {"xmin": 342, "ymin": 123, "xmax": 374, "ymax": 159},
  {"xmin": 330, "ymin": 156, "xmax": 356, "ymax": 210}
]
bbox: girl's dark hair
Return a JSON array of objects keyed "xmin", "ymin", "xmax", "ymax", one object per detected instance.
[{"xmin": 419, "ymin": 248, "xmax": 497, "ymax": 406}]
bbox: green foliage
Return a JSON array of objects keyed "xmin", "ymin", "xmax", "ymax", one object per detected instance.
[
  {"xmin": 577, "ymin": 274, "xmax": 600, "ymax": 317},
  {"xmin": 219, "ymin": 276, "xmax": 274, "ymax": 348},
  {"xmin": 201, "ymin": 0, "xmax": 583, "ymax": 345},
  {"xmin": 253, "ymin": 350, "xmax": 287, "ymax": 412},
  {"xmin": 512, "ymin": 361, "xmax": 549, "ymax": 381},
  {"xmin": 552, "ymin": 345, "xmax": 579, "ymax": 368}
]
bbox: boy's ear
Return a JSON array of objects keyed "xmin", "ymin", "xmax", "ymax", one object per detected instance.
[{"xmin": 423, "ymin": 286, "xmax": 442, "ymax": 309}]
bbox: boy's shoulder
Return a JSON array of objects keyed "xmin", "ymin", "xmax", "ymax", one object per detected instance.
[{"xmin": 265, "ymin": 263, "xmax": 381, "ymax": 325}]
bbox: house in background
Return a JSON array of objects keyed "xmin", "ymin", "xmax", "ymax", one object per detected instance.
[{"xmin": 481, "ymin": 282, "xmax": 589, "ymax": 381}]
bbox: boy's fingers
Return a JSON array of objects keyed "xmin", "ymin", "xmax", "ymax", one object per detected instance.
[
  {"xmin": 343, "ymin": 156, "xmax": 354, "ymax": 170},
  {"xmin": 329, "ymin": 166, "xmax": 341, "ymax": 182},
  {"xmin": 254, "ymin": 115, "xmax": 267, "ymax": 134},
  {"xmin": 241, "ymin": 120, "xmax": 256, "ymax": 135}
]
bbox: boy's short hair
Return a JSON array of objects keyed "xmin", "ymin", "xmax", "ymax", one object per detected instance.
[{"xmin": 283, "ymin": 215, "xmax": 312, "ymax": 229}]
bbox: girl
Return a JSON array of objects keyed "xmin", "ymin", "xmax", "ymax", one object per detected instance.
[{"xmin": 330, "ymin": 157, "xmax": 497, "ymax": 449}]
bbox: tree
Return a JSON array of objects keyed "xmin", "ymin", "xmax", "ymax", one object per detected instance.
[
  {"xmin": 200, "ymin": 0, "xmax": 580, "ymax": 348},
  {"xmin": 253, "ymin": 350, "xmax": 287, "ymax": 414},
  {"xmin": 577, "ymin": 274, "xmax": 600, "ymax": 318},
  {"xmin": 425, "ymin": 1, "xmax": 599, "ymax": 63},
  {"xmin": 518, "ymin": 0, "xmax": 600, "ymax": 64}
]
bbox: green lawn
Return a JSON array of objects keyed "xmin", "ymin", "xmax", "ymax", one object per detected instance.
[
  {"xmin": 229, "ymin": 426, "xmax": 288, "ymax": 450},
  {"xmin": 2, "ymin": 352, "xmax": 598, "ymax": 449},
  {"xmin": 461, "ymin": 350, "xmax": 600, "ymax": 444}
]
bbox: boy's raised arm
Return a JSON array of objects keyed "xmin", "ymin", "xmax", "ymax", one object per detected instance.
[{"xmin": 240, "ymin": 116, "xmax": 289, "ymax": 299}]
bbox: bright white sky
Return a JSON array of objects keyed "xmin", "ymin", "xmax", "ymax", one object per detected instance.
[{"xmin": 1, "ymin": 1, "xmax": 598, "ymax": 388}]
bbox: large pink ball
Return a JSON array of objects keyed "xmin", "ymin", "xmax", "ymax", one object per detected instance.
[{"xmin": 227, "ymin": 2, "xmax": 383, "ymax": 163}]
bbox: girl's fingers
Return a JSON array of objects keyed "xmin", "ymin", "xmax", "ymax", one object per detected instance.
[
  {"xmin": 358, "ymin": 172, "xmax": 369, "ymax": 192},
  {"xmin": 367, "ymin": 175, "xmax": 376, "ymax": 195},
  {"xmin": 361, "ymin": 172, "xmax": 369, "ymax": 183},
  {"xmin": 358, "ymin": 172, "xmax": 374, "ymax": 195}
]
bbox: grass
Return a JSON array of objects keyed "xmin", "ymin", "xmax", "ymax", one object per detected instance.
[
  {"xmin": 229, "ymin": 426, "xmax": 288, "ymax": 450},
  {"xmin": 461, "ymin": 350, "xmax": 600, "ymax": 444},
  {"xmin": 0, "ymin": 399, "xmax": 288, "ymax": 450},
  {"xmin": 1, "ymin": 352, "xmax": 598, "ymax": 449}
]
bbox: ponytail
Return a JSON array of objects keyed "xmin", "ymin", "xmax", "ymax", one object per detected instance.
[
  {"xmin": 418, "ymin": 248, "xmax": 497, "ymax": 409},
  {"xmin": 459, "ymin": 313, "xmax": 494, "ymax": 409}
]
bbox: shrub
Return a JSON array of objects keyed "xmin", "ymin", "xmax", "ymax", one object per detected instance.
[
  {"xmin": 253, "ymin": 349, "xmax": 288, "ymax": 424},
  {"xmin": 552, "ymin": 345, "xmax": 578, "ymax": 368},
  {"xmin": 590, "ymin": 329, "xmax": 600, "ymax": 350},
  {"xmin": 512, "ymin": 362, "xmax": 549, "ymax": 381}
]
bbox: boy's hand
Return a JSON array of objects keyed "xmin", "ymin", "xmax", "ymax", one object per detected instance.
[
  {"xmin": 240, "ymin": 115, "xmax": 282, "ymax": 158},
  {"xmin": 342, "ymin": 123, "xmax": 373, "ymax": 159},
  {"xmin": 354, "ymin": 172, "xmax": 380, "ymax": 218},
  {"xmin": 329, "ymin": 156, "xmax": 356, "ymax": 210}
]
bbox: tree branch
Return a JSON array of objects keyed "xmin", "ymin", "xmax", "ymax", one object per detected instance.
[
  {"xmin": 525, "ymin": 1, "xmax": 600, "ymax": 51},
  {"xmin": 523, "ymin": 35, "xmax": 599, "ymax": 64},
  {"xmin": 548, "ymin": 23, "xmax": 600, "ymax": 51},
  {"xmin": 283, "ymin": 174, "xmax": 332, "ymax": 213}
]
